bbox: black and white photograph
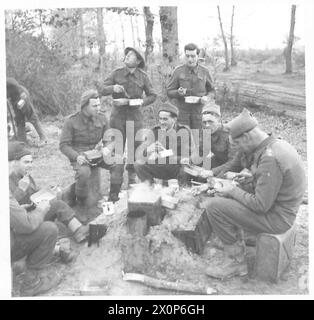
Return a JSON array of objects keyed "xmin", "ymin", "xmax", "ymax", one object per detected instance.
[{"xmin": 0, "ymin": 0, "xmax": 312, "ymax": 299}]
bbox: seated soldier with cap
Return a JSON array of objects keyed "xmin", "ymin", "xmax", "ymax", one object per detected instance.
[
  {"xmin": 59, "ymin": 89, "xmax": 125, "ymax": 219},
  {"xmin": 200, "ymin": 102, "xmax": 241, "ymax": 177},
  {"xmin": 205, "ymin": 108, "xmax": 306, "ymax": 280},
  {"xmin": 9, "ymin": 141, "xmax": 89, "ymax": 244},
  {"xmin": 134, "ymin": 101, "xmax": 195, "ymax": 185},
  {"xmin": 8, "ymin": 142, "xmax": 65, "ymax": 296}
]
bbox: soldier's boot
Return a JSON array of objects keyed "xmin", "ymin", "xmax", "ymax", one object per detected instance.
[
  {"xmin": 53, "ymin": 238, "xmax": 77, "ymax": 263},
  {"xmin": 20, "ymin": 268, "xmax": 61, "ymax": 297},
  {"xmin": 128, "ymin": 171, "xmax": 138, "ymax": 187},
  {"xmin": 68, "ymin": 217, "xmax": 89, "ymax": 243},
  {"xmin": 108, "ymin": 183, "xmax": 122, "ymax": 203},
  {"xmin": 75, "ymin": 196, "xmax": 89, "ymax": 223},
  {"xmin": 206, "ymin": 240, "xmax": 248, "ymax": 280}
]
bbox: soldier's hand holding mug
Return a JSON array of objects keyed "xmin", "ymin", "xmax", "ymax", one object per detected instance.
[
  {"xmin": 178, "ymin": 87, "xmax": 187, "ymax": 96},
  {"xmin": 76, "ymin": 154, "xmax": 88, "ymax": 165},
  {"xmin": 18, "ymin": 175, "xmax": 31, "ymax": 192}
]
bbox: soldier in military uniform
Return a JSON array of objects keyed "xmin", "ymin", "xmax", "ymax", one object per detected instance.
[
  {"xmin": 9, "ymin": 141, "xmax": 89, "ymax": 244},
  {"xmin": 205, "ymin": 109, "xmax": 306, "ymax": 280},
  {"xmin": 200, "ymin": 102, "xmax": 241, "ymax": 177},
  {"xmin": 166, "ymin": 43, "xmax": 215, "ymax": 130},
  {"xmin": 59, "ymin": 90, "xmax": 124, "ymax": 216},
  {"xmin": 99, "ymin": 47, "xmax": 157, "ymax": 185},
  {"xmin": 134, "ymin": 101, "xmax": 195, "ymax": 185},
  {"xmin": 7, "ymin": 77, "xmax": 47, "ymax": 144}
]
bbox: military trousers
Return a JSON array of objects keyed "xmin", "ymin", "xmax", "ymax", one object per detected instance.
[
  {"xmin": 45, "ymin": 199, "xmax": 76, "ymax": 225},
  {"xmin": 11, "ymin": 221, "xmax": 58, "ymax": 270},
  {"xmin": 72, "ymin": 161, "xmax": 124, "ymax": 198},
  {"xmin": 177, "ymin": 103, "xmax": 203, "ymax": 130},
  {"xmin": 109, "ymin": 105, "xmax": 144, "ymax": 175},
  {"xmin": 205, "ymin": 197, "xmax": 293, "ymax": 245},
  {"xmin": 13, "ymin": 101, "xmax": 45, "ymax": 142},
  {"xmin": 134, "ymin": 163, "xmax": 191, "ymax": 185}
]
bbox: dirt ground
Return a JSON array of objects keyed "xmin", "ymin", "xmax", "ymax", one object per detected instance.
[
  {"xmin": 13, "ymin": 113, "xmax": 307, "ymax": 297},
  {"xmin": 12, "ymin": 64, "xmax": 308, "ymax": 297}
]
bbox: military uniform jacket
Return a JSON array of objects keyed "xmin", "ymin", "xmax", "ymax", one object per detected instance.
[
  {"xmin": 148, "ymin": 123, "xmax": 196, "ymax": 164},
  {"xmin": 166, "ymin": 64, "xmax": 214, "ymax": 108},
  {"xmin": 59, "ymin": 111, "xmax": 108, "ymax": 162},
  {"xmin": 9, "ymin": 171, "xmax": 39, "ymax": 205},
  {"xmin": 229, "ymin": 136, "xmax": 306, "ymax": 226},
  {"xmin": 101, "ymin": 66, "xmax": 157, "ymax": 106},
  {"xmin": 10, "ymin": 192, "xmax": 45, "ymax": 249}
]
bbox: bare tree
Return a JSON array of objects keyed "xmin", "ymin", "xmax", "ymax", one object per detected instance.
[
  {"xmin": 135, "ymin": 15, "xmax": 141, "ymax": 47},
  {"xmin": 130, "ymin": 15, "xmax": 136, "ymax": 47},
  {"xmin": 119, "ymin": 13, "xmax": 125, "ymax": 48},
  {"xmin": 79, "ymin": 9, "xmax": 85, "ymax": 58},
  {"xmin": 96, "ymin": 8, "xmax": 106, "ymax": 73},
  {"xmin": 284, "ymin": 5, "xmax": 296, "ymax": 74},
  {"xmin": 143, "ymin": 6, "xmax": 154, "ymax": 62},
  {"xmin": 159, "ymin": 6, "xmax": 179, "ymax": 98},
  {"xmin": 217, "ymin": 5, "xmax": 229, "ymax": 71},
  {"xmin": 230, "ymin": 5, "xmax": 237, "ymax": 66},
  {"xmin": 159, "ymin": 6, "xmax": 179, "ymax": 64}
]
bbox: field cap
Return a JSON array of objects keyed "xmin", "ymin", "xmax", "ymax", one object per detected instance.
[{"xmin": 227, "ymin": 108, "xmax": 258, "ymax": 139}]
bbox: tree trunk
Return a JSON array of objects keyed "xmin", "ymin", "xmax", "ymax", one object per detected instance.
[
  {"xmin": 143, "ymin": 6, "xmax": 154, "ymax": 63},
  {"xmin": 135, "ymin": 15, "xmax": 141, "ymax": 48},
  {"xmin": 130, "ymin": 15, "xmax": 136, "ymax": 47},
  {"xmin": 119, "ymin": 14, "xmax": 125, "ymax": 48},
  {"xmin": 217, "ymin": 6, "xmax": 229, "ymax": 71},
  {"xmin": 159, "ymin": 6, "xmax": 179, "ymax": 98},
  {"xmin": 96, "ymin": 8, "xmax": 106, "ymax": 74},
  {"xmin": 159, "ymin": 6, "xmax": 179, "ymax": 65},
  {"xmin": 230, "ymin": 5, "xmax": 237, "ymax": 66},
  {"xmin": 79, "ymin": 9, "xmax": 85, "ymax": 58},
  {"xmin": 285, "ymin": 5, "xmax": 296, "ymax": 74}
]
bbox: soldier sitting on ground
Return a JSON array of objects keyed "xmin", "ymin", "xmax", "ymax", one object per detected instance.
[
  {"xmin": 9, "ymin": 142, "xmax": 65, "ymax": 296},
  {"xmin": 204, "ymin": 108, "xmax": 306, "ymax": 280},
  {"xmin": 200, "ymin": 102, "xmax": 242, "ymax": 177},
  {"xmin": 59, "ymin": 89, "xmax": 124, "ymax": 222},
  {"xmin": 134, "ymin": 101, "xmax": 196, "ymax": 185},
  {"xmin": 9, "ymin": 141, "xmax": 89, "ymax": 244}
]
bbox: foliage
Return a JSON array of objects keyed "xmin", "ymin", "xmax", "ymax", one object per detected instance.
[{"xmin": 107, "ymin": 7, "xmax": 140, "ymax": 16}]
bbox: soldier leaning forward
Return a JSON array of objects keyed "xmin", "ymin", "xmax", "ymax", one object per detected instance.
[{"xmin": 7, "ymin": 77, "xmax": 47, "ymax": 143}]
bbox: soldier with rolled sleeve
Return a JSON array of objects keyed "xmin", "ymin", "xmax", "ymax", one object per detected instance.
[
  {"xmin": 99, "ymin": 47, "xmax": 157, "ymax": 185},
  {"xmin": 59, "ymin": 89, "xmax": 124, "ymax": 220},
  {"xmin": 166, "ymin": 43, "xmax": 215, "ymax": 130},
  {"xmin": 205, "ymin": 108, "xmax": 306, "ymax": 280}
]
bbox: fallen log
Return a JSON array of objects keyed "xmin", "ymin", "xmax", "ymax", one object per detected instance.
[
  {"xmin": 215, "ymin": 80, "xmax": 306, "ymax": 119},
  {"xmin": 123, "ymin": 272, "xmax": 217, "ymax": 295}
]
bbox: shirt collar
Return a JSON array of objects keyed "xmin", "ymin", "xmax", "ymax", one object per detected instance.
[
  {"xmin": 124, "ymin": 66, "xmax": 139, "ymax": 78},
  {"xmin": 186, "ymin": 64, "xmax": 199, "ymax": 74}
]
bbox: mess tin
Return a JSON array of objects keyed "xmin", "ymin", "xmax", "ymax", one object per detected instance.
[
  {"xmin": 113, "ymin": 98, "xmax": 129, "ymax": 106},
  {"xmin": 128, "ymin": 99, "xmax": 143, "ymax": 106},
  {"xmin": 185, "ymin": 96, "xmax": 200, "ymax": 104},
  {"xmin": 83, "ymin": 149, "xmax": 103, "ymax": 166},
  {"xmin": 30, "ymin": 188, "xmax": 57, "ymax": 205}
]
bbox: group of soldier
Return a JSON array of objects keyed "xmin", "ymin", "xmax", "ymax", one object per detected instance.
[{"xmin": 8, "ymin": 43, "xmax": 306, "ymax": 296}]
